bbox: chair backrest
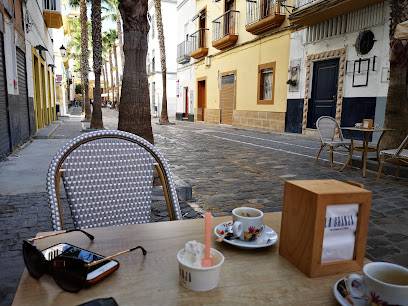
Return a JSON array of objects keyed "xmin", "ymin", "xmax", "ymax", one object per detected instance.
[
  {"xmin": 316, "ymin": 116, "xmax": 344, "ymax": 142},
  {"xmin": 47, "ymin": 130, "xmax": 182, "ymax": 231},
  {"xmin": 395, "ymin": 134, "xmax": 408, "ymax": 157}
]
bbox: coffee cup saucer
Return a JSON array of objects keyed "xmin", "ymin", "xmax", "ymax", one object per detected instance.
[
  {"xmin": 214, "ymin": 222, "xmax": 278, "ymax": 249},
  {"xmin": 333, "ymin": 278, "xmax": 369, "ymax": 306}
]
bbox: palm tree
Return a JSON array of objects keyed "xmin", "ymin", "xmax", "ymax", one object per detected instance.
[
  {"xmin": 153, "ymin": 0, "xmax": 169, "ymax": 123},
  {"xmin": 107, "ymin": 29, "xmax": 120, "ymax": 109},
  {"xmin": 106, "ymin": 30, "xmax": 115, "ymax": 108},
  {"xmin": 102, "ymin": 0, "xmax": 124, "ymax": 72},
  {"xmin": 382, "ymin": 0, "xmax": 408, "ymax": 148},
  {"xmin": 118, "ymin": 0, "xmax": 154, "ymax": 144},
  {"xmin": 102, "ymin": 31, "xmax": 111, "ymax": 105},
  {"xmin": 69, "ymin": 0, "xmax": 92, "ymax": 120},
  {"xmin": 90, "ymin": 0, "xmax": 104, "ymax": 129}
]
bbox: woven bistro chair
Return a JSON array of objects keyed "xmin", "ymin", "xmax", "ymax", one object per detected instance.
[
  {"xmin": 376, "ymin": 135, "xmax": 408, "ymax": 181},
  {"xmin": 47, "ymin": 130, "xmax": 182, "ymax": 231},
  {"xmin": 315, "ymin": 116, "xmax": 351, "ymax": 169}
]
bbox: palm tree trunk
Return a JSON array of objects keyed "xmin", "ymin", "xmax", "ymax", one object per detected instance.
[
  {"xmin": 116, "ymin": 15, "xmax": 124, "ymax": 73},
  {"xmin": 80, "ymin": 0, "xmax": 91, "ymax": 120},
  {"xmin": 102, "ymin": 65, "xmax": 107, "ymax": 105},
  {"xmin": 118, "ymin": 0, "xmax": 153, "ymax": 144},
  {"xmin": 113, "ymin": 42, "xmax": 120, "ymax": 110},
  {"xmin": 90, "ymin": 0, "xmax": 104, "ymax": 129},
  {"xmin": 109, "ymin": 49, "xmax": 115, "ymax": 108},
  {"xmin": 153, "ymin": 0, "xmax": 169, "ymax": 123},
  {"xmin": 382, "ymin": 0, "xmax": 408, "ymax": 148},
  {"xmin": 105, "ymin": 61, "xmax": 110, "ymax": 104}
]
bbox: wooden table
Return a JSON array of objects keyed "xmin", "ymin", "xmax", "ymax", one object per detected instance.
[
  {"xmin": 13, "ymin": 213, "xmax": 366, "ymax": 305},
  {"xmin": 340, "ymin": 127, "xmax": 393, "ymax": 177}
]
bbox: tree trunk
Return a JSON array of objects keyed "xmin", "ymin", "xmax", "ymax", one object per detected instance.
[
  {"xmin": 90, "ymin": 0, "xmax": 104, "ymax": 129},
  {"xmin": 118, "ymin": 0, "xmax": 153, "ymax": 144},
  {"xmin": 80, "ymin": 0, "xmax": 91, "ymax": 120},
  {"xmin": 105, "ymin": 61, "xmax": 110, "ymax": 104},
  {"xmin": 113, "ymin": 42, "xmax": 120, "ymax": 110},
  {"xmin": 116, "ymin": 15, "xmax": 125, "ymax": 74},
  {"xmin": 109, "ymin": 49, "xmax": 115, "ymax": 108},
  {"xmin": 382, "ymin": 0, "xmax": 408, "ymax": 148},
  {"xmin": 102, "ymin": 65, "xmax": 107, "ymax": 105},
  {"xmin": 153, "ymin": 0, "xmax": 169, "ymax": 123}
]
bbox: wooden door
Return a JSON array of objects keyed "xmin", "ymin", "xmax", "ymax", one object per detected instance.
[
  {"xmin": 224, "ymin": 0, "xmax": 234, "ymax": 35},
  {"xmin": 307, "ymin": 58, "xmax": 339, "ymax": 129},
  {"xmin": 184, "ymin": 87, "xmax": 188, "ymax": 118},
  {"xmin": 221, "ymin": 74, "xmax": 235, "ymax": 125},
  {"xmin": 199, "ymin": 13, "xmax": 206, "ymax": 48},
  {"xmin": 197, "ymin": 80, "xmax": 206, "ymax": 121}
]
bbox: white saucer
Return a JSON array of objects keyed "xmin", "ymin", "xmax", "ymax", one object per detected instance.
[
  {"xmin": 333, "ymin": 278, "xmax": 369, "ymax": 306},
  {"xmin": 214, "ymin": 222, "xmax": 278, "ymax": 249}
]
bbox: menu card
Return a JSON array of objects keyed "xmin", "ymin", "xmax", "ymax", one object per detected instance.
[{"xmin": 321, "ymin": 204, "xmax": 359, "ymax": 263}]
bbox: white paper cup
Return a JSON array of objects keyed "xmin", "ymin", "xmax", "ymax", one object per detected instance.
[{"xmin": 177, "ymin": 248, "xmax": 224, "ymax": 291}]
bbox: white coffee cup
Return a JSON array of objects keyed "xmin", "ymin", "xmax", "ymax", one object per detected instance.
[
  {"xmin": 346, "ymin": 262, "xmax": 408, "ymax": 305},
  {"xmin": 232, "ymin": 207, "xmax": 263, "ymax": 241}
]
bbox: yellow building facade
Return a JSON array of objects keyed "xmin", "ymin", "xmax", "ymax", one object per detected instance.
[{"xmin": 191, "ymin": 0, "xmax": 293, "ymax": 131}]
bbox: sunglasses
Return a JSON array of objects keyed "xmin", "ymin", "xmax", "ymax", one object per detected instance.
[{"xmin": 23, "ymin": 229, "xmax": 147, "ymax": 293}]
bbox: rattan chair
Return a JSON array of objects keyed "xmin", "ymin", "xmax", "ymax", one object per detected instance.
[
  {"xmin": 376, "ymin": 135, "xmax": 408, "ymax": 181},
  {"xmin": 47, "ymin": 130, "xmax": 183, "ymax": 231},
  {"xmin": 315, "ymin": 116, "xmax": 351, "ymax": 169}
]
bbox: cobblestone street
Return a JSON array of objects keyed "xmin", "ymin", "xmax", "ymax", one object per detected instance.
[{"xmin": 0, "ymin": 107, "xmax": 407, "ymax": 305}]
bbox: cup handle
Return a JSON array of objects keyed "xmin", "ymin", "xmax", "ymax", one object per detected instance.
[
  {"xmin": 346, "ymin": 274, "xmax": 364, "ymax": 297},
  {"xmin": 233, "ymin": 221, "xmax": 242, "ymax": 238}
]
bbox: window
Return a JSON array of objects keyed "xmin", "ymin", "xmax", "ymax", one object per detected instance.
[{"xmin": 257, "ymin": 62, "xmax": 276, "ymax": 105}]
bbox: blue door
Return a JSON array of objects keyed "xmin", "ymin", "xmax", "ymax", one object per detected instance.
[{"xmin": 307, "ymin": 58, "xmax": 339, "ymax": 129}]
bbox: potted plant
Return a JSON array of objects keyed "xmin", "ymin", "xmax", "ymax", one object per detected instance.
[{"xmin": 286, "ymin": 79, "xmax": 297, "ymax": 86}]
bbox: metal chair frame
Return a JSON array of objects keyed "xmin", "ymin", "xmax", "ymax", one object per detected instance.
[
  {"xmin": 376, "ymin": 135, "xmax": 408, "ymax": 181},
  {"xmin": 47, "ymin": 130, "xmax": 182, "ymax": 231},
  {"xmin": 315, "ymin": 116, "xmax": 351, "ymax": 169}
]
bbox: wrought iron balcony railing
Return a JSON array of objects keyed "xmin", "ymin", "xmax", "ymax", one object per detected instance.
[
  {"xmin": 246, "ymin": 0, "xmax": 285, "ymax": 27},
  {"xmin": 177, "ymin": 41, "xmax": 191, "ymax": 64},
  {"xmin": 212, "ymin": 10, "xmax": 240, "ymax": 43},
  {"xmin": 44, "ymin": 0, "xmax": 61, "ymax": 11},
  {"xmin": 188, "ymin": 28, "xmax": 209, "ymax": 59},
  {"xmin": 294, "ymin": 0, "xmax": 319, "ymax": 10},
  {"xmin": 189, "ymin": 28, "xmax": 208, "ymax": 50}
]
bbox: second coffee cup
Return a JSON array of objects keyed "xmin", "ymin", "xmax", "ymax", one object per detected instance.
[{"xmin": 232, "ymin": 207, "xmax": 263, "ymax": 241}]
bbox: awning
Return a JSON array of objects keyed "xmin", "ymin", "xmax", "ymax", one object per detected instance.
[{"xmin": 395, "ymin": 20, "xmax": 408, "ymax": 40}]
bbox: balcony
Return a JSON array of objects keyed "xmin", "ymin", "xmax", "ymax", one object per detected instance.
[
  {"xmin": 177, "ymin": 41, "xmax": 191, "ymax": 64},
  {"xmin": 246, "ymin": 0, "xmax": 285, "ymax": 35},
  {"xmin": 188, "ymin": 29, "xmax": 208, "ymax": 60},
  {"xmin": 289, "ymin": 0, "xmax": 385, "ymax": 27},
  {"xmin": 212, "ymin": 10, "xmax": 239, "ymax": 50},
  {"xmin": 43, "ymin": 0, "xmax": 63, "ymax": 29}
]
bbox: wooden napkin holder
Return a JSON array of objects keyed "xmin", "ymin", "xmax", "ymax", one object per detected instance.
[{"xmin": 279, "ymin": 180, "xmax": 372, "ymax": 278}]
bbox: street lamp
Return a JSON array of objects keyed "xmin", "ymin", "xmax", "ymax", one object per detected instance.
[{"xmin": 59, "ymin": 45, "xmax": 67, "ymax": 58}]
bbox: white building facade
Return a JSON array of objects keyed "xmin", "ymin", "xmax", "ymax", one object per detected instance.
[
  {"xmin": 175, "ymin": 0, "xmax": 196, "ymax": 121},
  {"xmin": 147, "ymin": 0, "xmax": 178, "ymax": 119},
  {"xmin": 286, "ymin": 0, "xmax": 390, "ymax": 142}
]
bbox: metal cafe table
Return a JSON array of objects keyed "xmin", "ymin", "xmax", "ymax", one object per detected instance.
[
  {"xmin": 340, "ymin": 127, "xmax": 394, "ymax": 177},
  {"xmin": 13, "ymin": 213, "xmax": 367, "ymax": 305}
]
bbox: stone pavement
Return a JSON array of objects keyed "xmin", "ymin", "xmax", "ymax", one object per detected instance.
[{"xmin": 1, "ymin": 106, "xmax": 407, "ymax": 305}]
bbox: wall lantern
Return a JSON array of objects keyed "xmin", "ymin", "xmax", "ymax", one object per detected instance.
[{"xmin": 60, "ymin": 45, "xmax": 68, "ymax": 58}]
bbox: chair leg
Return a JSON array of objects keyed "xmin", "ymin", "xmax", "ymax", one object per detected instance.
[
  {"xmin": 376, "ymin": 157, "xmax": 384, "ymax": 182},
  {"xmin": 330, "ymin": 147, "xmax": 333, "ymax": 169},
  {"xmin": 315, "ymin": 146, "xmax": 323, "ymax": 164},
  {"xmin": 396, "ymin": 162, "xmax": 401, "ymax": 178}
]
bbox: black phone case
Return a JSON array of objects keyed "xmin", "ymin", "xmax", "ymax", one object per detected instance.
[{"xmin": 41, "ymin": 243, "xmax": 120, "ymax": 285}]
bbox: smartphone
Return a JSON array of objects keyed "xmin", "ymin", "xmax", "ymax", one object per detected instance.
[{"xmin": 42, "ymin": 243, "xmax": 119, "ymax": 284}]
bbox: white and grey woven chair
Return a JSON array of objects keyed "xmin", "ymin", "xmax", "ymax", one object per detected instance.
[
  {"xmin": 376, "ymin": 135, "xmax": 408, "ymax": 181},
  {"xmin": 315, "ymin": 116, "xmax": 351, "ymax": 169},
  {"xmin": 47, "ymin": 130, "xmax": 183, "ymax": 231}
]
